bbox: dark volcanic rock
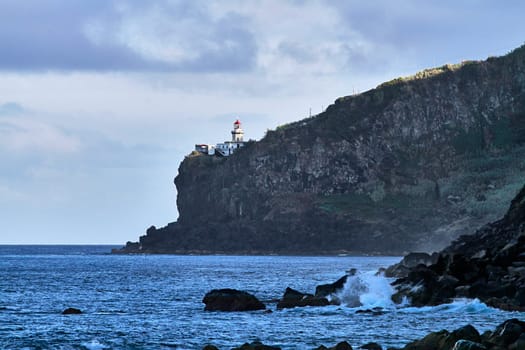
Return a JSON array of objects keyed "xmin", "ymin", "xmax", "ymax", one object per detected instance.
[
  {"xmin": 232, "ymin": 342, "xmax": 281, "ymax": 350},
  {"xmin": 203, "ymin": 320, "xmax": 524, "ymax": 350},
  {"xmin": 385, "ymin": 252, "xmax": 439, "ymax": 278},
  {"xmin": 202, "ymin": 289, "xmax": 265, "ymax": 312},
  {"xmin": 202, "ymin": 346, "xmax": 219, "ymax": 350},
  {"xmin": 391, "ymin": 184, "xmax": 525, "ymax": 311},
  {"xmin": 398, "ymin": 319, "xmax": 525, "ymax": 350},
  {"xmin": 355, "ymin": 307, "xmax": 386, "ymax": 316},
  {"xmin": 360, "ymin": 342, "xmax": 381, "ymax": 350},
  {"xmin": 484, "ymin": 319, "xmax": 525, "ymax": 348},
  {"xmin": 403, "ymin": 329, "xmax": 450, "ymax": 350},
  {"xmin": 276, "ymin": 287, "xmax": 329, "ymax": 309},
  {"xmin": 450, "ymin": 340, "xmax": 486, "ymax": 350},
  {"xmin": 115, "ymin": 44, "xmax": 525, "ymax": 256},
  {"xmin": 402, "ymin": 325, "xmax": 480, "ymax": 350},
  {"xmin": 315, "ymin": 275, "xmax": 349, "ymax": 298},
  {"xmin": 62, "ymin": 307, "xmax": 82, "ymax": 315},
  {"xmin": 315, "ymin": 341, "xmax": 353, "ymax": 350}
]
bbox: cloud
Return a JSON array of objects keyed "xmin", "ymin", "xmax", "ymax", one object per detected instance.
[
  {"xmin": 0, "ymin": 0, "xmax": 257, "ymax": 72},
  {"xmin": 0, "ymin": 115, "xmax": 81, "ymax": 154},
  {"xmin": 1, "ymin": 0, "xmax": 524, "ymax": 78},
  {"xmin": 328, "ymin": 0, "xmax": 525, "ymax": 72},
  {"xmin": 0, "ymin": 102, "xmax": 25, "ymax": 115}
]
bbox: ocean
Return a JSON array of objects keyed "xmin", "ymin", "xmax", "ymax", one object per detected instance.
[{"xmin": 1, "ymin": 245, "xmax": 523, "ymax": 349}]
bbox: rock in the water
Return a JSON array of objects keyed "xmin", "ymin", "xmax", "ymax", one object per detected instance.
[
  {"xmin": 403, "ymin": 329, "xmax": 449, "ymax": 350},
  {"xmin": 355, "ymin": 307, "xmax": 385, "ymax": 316},
  {"xmin": 360, "ymin": 342, "xmax": 381, "ymax": 350},
  {"xmin": 232, "ymin": 341, "xmax": 281, "ymax": 350},
  {"xmin": 203, "ymin": 346, "xmax": 219, "ymax": 350},
  {"xmin": 334, "ymin": 342, "xmax": 353, "ymax": 350},
  {"xmin": 441, "ymin": 325, "xmax": 481, "ymax": 350},
  {"xmin": 202, "ymin": 289, "xmax": 266, "ymax": 311},
  {"xmin": 315, "ymin": 341, "xmax": 353, "ymax": 350},
  {"xmin": 62, "ymin": 307, "xmax": 82, "ymax": 315},
  {"xmin": 277, "ymin": 287, "xmax": 329, "ymax": 309},
  {"xmin": 315, "ymin": 275, "xmax": 349, "ymax": 298},
  {"xmin": 400, "ymin": 320, "xmax": 525, "ymax": 350}
]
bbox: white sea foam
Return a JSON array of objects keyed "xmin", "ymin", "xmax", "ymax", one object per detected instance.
[
  {"xmin": 400, "ymin": 298, "xmax": 495, "ymax": 314},
  {"xmin": 81, "ymin": 340, "xmax": 108, "ymax": 350},
  {"xmin": 337, "ymin": 271, "xmax": 396, "ymax": 309}
]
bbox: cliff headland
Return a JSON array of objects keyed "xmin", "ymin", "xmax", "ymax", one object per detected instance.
[{"xmin": 114, "ymin": 44, "xmax": 525, "ymax": 255}]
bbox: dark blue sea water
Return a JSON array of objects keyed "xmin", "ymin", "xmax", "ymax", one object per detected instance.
[{"xmin": 1, "ymin": 245, "xmax": 523, "ymax": 349}]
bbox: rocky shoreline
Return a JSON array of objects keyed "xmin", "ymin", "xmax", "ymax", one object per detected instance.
[
  {"xmin": 199, "ymin": 184, "xmax": 525, "ymax": 349},
  {"xmin": 201, "ymin": 319, "xmax": 525, "ymax": 350},
  {"xmin": 389, "ymin": 184, "xmax": 525, "ymax": 311}
]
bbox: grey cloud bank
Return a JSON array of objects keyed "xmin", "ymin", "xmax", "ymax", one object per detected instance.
[{"xmin": 0, "ymin": 0, "xmax": 257, "ymax": 72}]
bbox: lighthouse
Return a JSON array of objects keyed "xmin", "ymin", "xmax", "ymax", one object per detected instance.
[
  {"xmin": 196, "ymin": 119, "xmax": 247, "ymax": 156},
  {"xmin": 231, "ymin": 119, "xmax": 244, "ymax": 142}
]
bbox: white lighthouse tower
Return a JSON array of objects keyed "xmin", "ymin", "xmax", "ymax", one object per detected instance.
[
  {"xmin": 203, "ymin": 119, "xmax": 246, "ymax": 156},
  {"xmin": 231, "ymin": 119, "xmax": 244, "ymax": 142}
]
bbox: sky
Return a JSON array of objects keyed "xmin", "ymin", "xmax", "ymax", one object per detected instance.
[{"xmin": 1, "ymin": 0, "xmax": 524, "ymax": 244}]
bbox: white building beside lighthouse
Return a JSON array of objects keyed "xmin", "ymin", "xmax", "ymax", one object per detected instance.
[{"xmin": 195, "ymin": 119, "xmax": 246, "ymax": 157}]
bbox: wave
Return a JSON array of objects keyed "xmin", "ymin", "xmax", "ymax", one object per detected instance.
[
  {"xmin": 81, "ymin": 340, "xmax": 109, "ymax": 350},
  {"xmin": 335, "ymin": 271, "xmax": 396, "ymax": 309},
  {"xmin": 335, "ymin": 271, "xmax": 499, "ymax": 315},
  {"xmin": 400, "ymin": 298, "xmax": 495, "ymax": 314}
]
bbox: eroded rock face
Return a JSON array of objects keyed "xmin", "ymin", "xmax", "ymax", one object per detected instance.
[
  {"xmin": 202, "ymin": 289, "xmax": 266, "ymax": 312},
  {"xmin": 116, "ymin": 44, "xmax": 525, "ymax": 255},
  {"xmin": 392, "ymin": 185, "xmax": 525, "ymax": 311}
]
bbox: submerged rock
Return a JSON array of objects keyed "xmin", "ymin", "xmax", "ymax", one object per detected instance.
[
  {"xmin": 276, "ymin": 287, "xmax": 329, "ymax": 309},
  {"xmin": 355, "ymin": 307, "xmax": 385, "ymax": 316},
  {"xmin": 62, "ymin": 307, "xmax": 82, "ymax": 315},
  {"xmin": 202, "ymin": 289, "xmax": 266, "ymax": 312}
]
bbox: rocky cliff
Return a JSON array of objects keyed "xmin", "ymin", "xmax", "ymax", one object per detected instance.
[
  {"xmin": 390, "ymin": 183, "xmax": 525, "ymax": 311},
  {"xmin": 115, "ymin": 44, "xmax": 525, "ymax": 255}
]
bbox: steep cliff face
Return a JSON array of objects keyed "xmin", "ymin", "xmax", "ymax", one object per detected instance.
[{"xmin": 116, "ymin": 45, "xmax": 525, "ymax": 255}]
